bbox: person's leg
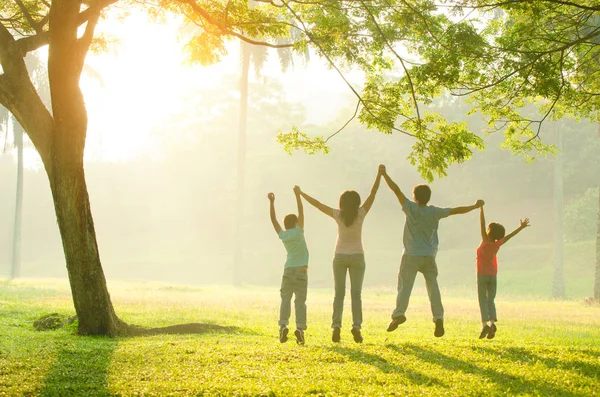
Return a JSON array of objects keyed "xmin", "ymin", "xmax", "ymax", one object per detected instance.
[
  {"xmin": 293, "ymin": 267, "xmax": 308, "ymax": 333},
  {"xmin": 331, "ymin": 255, "xmax": 347, "ymax": 330},
  {"xmin": 487, "ymin": 276, "xmax": 498, "ymax": 339},
  {"xmin": 348, "ymin": 254, "xmax": 366, "ymax": 331},
  {"xmin": 391, "ymin": 255, "xmax": 419, "ymax": 319},
  {"xmin": 420, "ymin": 257, "xmax": 444, "ymax": 322},
  {"xmin": 420, "ymin": 257, "xmax": 445, "ymax": 337},
  {"xmin": 279, "ymin": 268, "xmax": 293, "ymax": 342},
  {"xmin": 477, "ymin": 275, "xmax": 492, "ymax": 339}
]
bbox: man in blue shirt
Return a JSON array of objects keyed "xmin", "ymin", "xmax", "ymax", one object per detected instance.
[
  {"xmin": 379, "ymin": 165, "xmax": 483, "ymax": 337},
  {"xmin": 268, "ymin": 187, "xmax": 309, "ymax": 344}
]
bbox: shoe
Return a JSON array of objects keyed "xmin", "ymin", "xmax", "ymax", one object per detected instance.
[
  {"xmin": 294, "ymin": 329, "xmax": 305, "ymax": 345},
  {"xmin": 434, "ymin": 319, "xmax": 445, "ymax": 337},
  {"xmin": 351, "ymin": 328, "xmax": 363, "ymax": 343},
  {"xmin": 332, "ymin": 327, "xmax": 341, "ymax": 343},
  {"xmin": 279, "ymin": 327, "xmax": 289, "ymax": 343},
  {"xmin": 479, "ymin": 325, "xmax": 491, "ymax": 339},
  {"xmin": 387, "ymin": 315, "xmax": 406, "ymax": 332},
  {"xmin": 487, "ymin": 323, "xmax": 497, "ymax": 339}
]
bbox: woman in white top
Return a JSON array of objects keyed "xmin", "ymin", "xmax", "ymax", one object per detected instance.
[{"xmin": 296, "ymin": 166, "xmax": 383, "ymax": 343}]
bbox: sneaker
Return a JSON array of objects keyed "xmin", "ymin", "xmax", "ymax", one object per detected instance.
[
  {"xmin": 487, "ymin": 323, "xmax": 497, "ymax": 339},
  {"xmin": 332, "ymin": 327, "xmax": 341, "ymax": 343},
  {"xmin": 434, "ymin": 319, "xmax": 445, "ymax": 337},
  {"xmin": 351, "ymin": 328, "xmax": 363, "ymax": 343},
  {"xmin": 279, "ymin": 327, "xmax": 289, "ymax": 343},
  {"xmin": 387, "ymin": 315, "xmax": 406, "ymax": 332},
  {"xmin": 479, "ymin": 325, "xmax": 491, "ymax": 339},
  {"xmin": 294, "ymin": 329, "xmax": 305, "ymax": 345}
]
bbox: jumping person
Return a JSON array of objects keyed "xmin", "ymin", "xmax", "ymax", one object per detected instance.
[
  {"xmin": 476, "ymin": 203, "xmax": 530, "ymax": 339},
  {"xmin": 380, "ymin": 164, "xmax": 483, "ymax": 337},
  {"xmin": 268, "ymin": 188, "xmax": 309, "ymax": 345},
  {"xmin": 295, "ymin": 166, "xmax": 383, "ymax": 343}
]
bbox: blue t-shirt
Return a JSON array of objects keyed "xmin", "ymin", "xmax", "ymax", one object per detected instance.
[
  {"xmin": 278, "ymin": 227, "xmax": 309, "ymax": 268},
  {"xmin": 402, "ymin": 199, "xmax": 451, "ymax": 257}
]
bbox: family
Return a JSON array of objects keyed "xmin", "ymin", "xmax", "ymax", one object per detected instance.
[{"xmin": 268, "ymin": 165, "xmax": 530, "ymax": 345}]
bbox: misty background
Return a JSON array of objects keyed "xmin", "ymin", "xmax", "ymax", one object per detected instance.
[{"xmin": 1, "ymin": 53, "xmax": 598, "ymax": 299}]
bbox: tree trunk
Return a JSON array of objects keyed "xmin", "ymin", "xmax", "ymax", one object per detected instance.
[
  {"xmin": 10, "ymin": 121, "xmax": 23, "ymax": 279},
  {"xmin": 233, "ymin": 41, "xmax": 250, "ymax": 286},
  {"xmin": 552, "ymin": 122, "xmax": 565, "ymax": 298},
  {"xmin": 44, "ymin": 1, "xmax": 122, "ymax": 335},
  {"xmin": 595, "ymin": 124, "xmax": 600, "ymax": 301}
]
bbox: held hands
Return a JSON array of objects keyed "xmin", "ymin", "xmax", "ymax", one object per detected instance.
[
  {"xmin": 378, "ymin": 164, "xmax": 386, "ymax": 176},
  {"xmin": 267, "ymin": 192, "xmax": 275, "ymax": 202},
  {"xmin": 293, "ymin": 185, "xmax": 302, "ymax": 196},
  {"xmin": 476, "ymin": 199, "xmax": 485, "ymax": 208},
  {"xmin": 520, "ymin": 218, "xmax": 530, "ymax": 228}
]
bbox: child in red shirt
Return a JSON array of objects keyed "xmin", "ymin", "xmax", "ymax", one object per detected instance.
[{"xmin": 477, "ymin": 203, "xmax": 530, "ymax": 339}]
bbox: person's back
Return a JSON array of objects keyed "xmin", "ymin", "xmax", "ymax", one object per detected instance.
[
  {"xmin": 332, "ymin": 207, "xmax": 367, "ymax": 255},
  {"xmin": 279, "ymin": 226, "xmax": 309, "ymax": 268},
  {"xmin": 402, "ymin": 199, "xmax": 450, "ymax": 257}
]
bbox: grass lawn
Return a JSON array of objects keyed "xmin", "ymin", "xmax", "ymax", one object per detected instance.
[{"xmin": 0, "ymin": 278, "xmax": 599, "ymax": 396}]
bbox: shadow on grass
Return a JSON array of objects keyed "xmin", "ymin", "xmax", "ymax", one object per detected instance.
[
  {"xmin": 392, "ymin": 344, "xmax": 582, "ymax": 397},
  {"xmin": 39, "ymin": 337, "xmax": 118, "ymax": 397},
  {"xmin": 329, "ymin": 345, "xmax": 447, "ymax": 387},
  {"xmin": 475, "ymin": 345, "xmax": 600, "ymax": 379},
  {"xmin": 126, "ymin": 323, "xmax": 240, "ymax": 336}
]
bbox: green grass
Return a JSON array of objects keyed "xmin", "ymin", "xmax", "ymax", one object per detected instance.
[{"xmin": 1, "ymin": 278, "xmax": 599, "ymax": 396}]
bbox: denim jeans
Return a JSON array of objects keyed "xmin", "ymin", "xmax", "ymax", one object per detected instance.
[
  {"xmin": 279, "ymin": 266, "xmax": 308, "ymax": 330},
  {"xmin": 392, "ymin": 254, "xmax": 444, "ymax": 322},
  {"xmin": 477, "ymin": 274, "xmax": 497, "ymax": 322},
  {"xmin": 332, "ymin": 253, "xmax": 366, "ymax": 330}
]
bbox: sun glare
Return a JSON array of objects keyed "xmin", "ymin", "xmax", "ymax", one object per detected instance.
[{"xmin": 81, "ymin": 11, "xmax": 230, "ymax": 163}]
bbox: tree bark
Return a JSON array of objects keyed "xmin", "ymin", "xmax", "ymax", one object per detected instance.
[
  {"xmin": 41, "ymin": 0, "xmax": 121, "ymax": 335},
  {"xmin": 233, "ymin": 41, "xmax": 250, "ymax": 286},
  {"xmin": 552, "ymin": 122, "xmax": 565, "ymax": 298},
  {"xmin": 595, "ymin": 124, "xmax": 600, "ymax": 301},
  {"xmin": 10, "ymin": 121, "xmax": 23, "ymax": 279}
]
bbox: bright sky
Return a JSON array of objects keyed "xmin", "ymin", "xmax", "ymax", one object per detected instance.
[{"xmin": 76, "ymin": 11, "xmax": 360, "ymax": 164}]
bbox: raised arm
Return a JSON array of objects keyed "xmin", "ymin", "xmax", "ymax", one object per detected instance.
[
  {"xmin": 268, "ymin": 193, "xmax": 282, "ymax": 234},
  {"xmin": 380, "ymin": 164, "xmax": 407, "ymax": 206},
  {"xmin": 479, "ymin": 204, "xmax": 489, "ymax": 242},
  {"xmin": 449, "ymin": 199, "xmax": 484, "ymax": 216},
  {"xmin": 297, "ymin": 188, "xmax": 335, "ymax": 218},
  {"xmin": 293, "ymin": 186, "xmax": 304, "ymax": 229},
  {"xmin": 360, "ymin": 167, "xmax": 383, "ymax": 213},
  {"xmin": 501, "ymin": 218, "xmax": 530, "ymax": 246}
]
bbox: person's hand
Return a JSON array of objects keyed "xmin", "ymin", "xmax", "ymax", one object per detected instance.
[
  {"xmin": 268, "ymin": 193, "xmax": 275, "ymax": 202},
  {"xmin": 476, "ymin": 199, "xmax": 485, "ymax": 207},
  {"xmin": 520, "ymin": 218, "xmax": 530, "ymax": 228},
  {"xmin": 378, "ymin": 164, "xmax": 386, "ymax": 175},
  {"xmin": 293, "ymin": 185, "xmax": 301, "ymax": 195}
]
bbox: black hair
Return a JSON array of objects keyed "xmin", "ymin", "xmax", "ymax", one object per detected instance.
[
  {"xmin": 413, "ymin": 184, "xmax": 432, "ymax": 205},
  {"xmin": 339, "ymin": 190, "xmax": 361, "ymax": 227},
  {"xmin": 488, "ymin": 222, "xmax": 506, "ymax": 241}
]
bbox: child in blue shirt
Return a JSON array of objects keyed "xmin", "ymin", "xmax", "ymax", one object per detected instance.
[{"xmin": 268, "ymin": 187, "xmax": 309, "ymax": 345}]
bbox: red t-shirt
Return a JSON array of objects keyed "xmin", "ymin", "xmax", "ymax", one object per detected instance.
[{"xmin": 476, "ymin": 239, "xmax": 504, "ymax": 276}]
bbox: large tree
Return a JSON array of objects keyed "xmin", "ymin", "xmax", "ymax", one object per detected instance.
[{"xmin": 2, "ymin": 0, "xmax": 598, "ymax": 336}]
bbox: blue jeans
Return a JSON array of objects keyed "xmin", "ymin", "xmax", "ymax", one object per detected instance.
[
  {"xmin": 392, "ymin": 255, "xmax": 444, "ymax": 322},
  {"xmin": 477, "ymin": 274, "xmax": 497, "ymax": 322},
  {"xmin": 279, "ymin": 266, "xmax": 308, "ymax": 330},
  {"xmin": 332, "ymin": 253, "xmax": 366, "ymax": 330}
]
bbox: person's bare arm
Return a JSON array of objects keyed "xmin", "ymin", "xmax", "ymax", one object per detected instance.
[
  {"xmin": 479, "ymin": 204, "xmax": 490, "ymax": 242},
  {"xmin": 298, "ymin": 188, "xmax": 335, "ymax": 218},
  {"xmin": 360, "ymin": 167, "xmax": 383, "ymax": 213},
  {"xmin": 268, "ymin": 193, "xmax": 282, "ymax": 234},
  {"xmin": 449, "ymin": 199, "xmax": 484, "ymax": 216},
  {"xmin": 501, "ymin": 218, "xmax": 530, "ymax": 246},
  {"xmin": 380, "ymin": 165, "xmax": 407, "ymax": 206},
  {"xmin": 293, "ymin": 186, "xmax": 304, "ymax": 229}
]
